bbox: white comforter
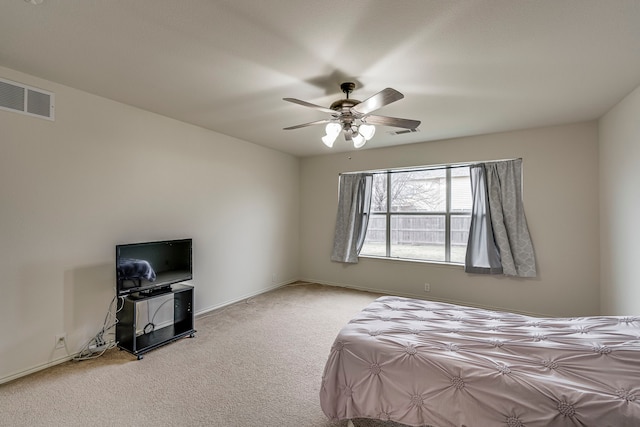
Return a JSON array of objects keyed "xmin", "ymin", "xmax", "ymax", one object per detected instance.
[{"xmin": 320, "ymin": 296, "xmax": 640, "ymax": 426}]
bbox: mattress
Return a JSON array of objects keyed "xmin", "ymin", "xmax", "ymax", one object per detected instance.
[{"xmin": 320, "ymin": 296, "xmax": 640, "ymax": 426}]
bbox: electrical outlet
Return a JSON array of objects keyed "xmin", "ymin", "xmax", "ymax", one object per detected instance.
[
  {"xmin": 424, "ymin": 283, "xmax": 431, "ymax": 292},
  {"xmin": 55, "ymin": 334, "xmax": 67, "ymax": 349}
]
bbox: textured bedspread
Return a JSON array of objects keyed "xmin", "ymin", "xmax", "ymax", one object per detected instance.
[{"xmin": 320, "ymin": 296, "xmax": 640, "ymax": 427}]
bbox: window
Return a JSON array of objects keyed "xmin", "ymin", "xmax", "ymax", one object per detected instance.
[{"xmin": 360, "ymin": 165, "xmax": 472, "ymax": 264}]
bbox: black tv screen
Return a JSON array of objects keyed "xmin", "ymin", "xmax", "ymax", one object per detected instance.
[{"xmin": 116, "ymin": 238, "xmax": 192, "ymax": 296}]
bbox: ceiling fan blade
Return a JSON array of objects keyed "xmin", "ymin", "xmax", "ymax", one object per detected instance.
[
  {"xmin": 364, "ymin": 115, "xmax": 421, "ymax": 130},
  {"xmin": 283, "ymin": 98, "xmax": 336, "ymax": 115},
  {"xmin": 283, "ymin": 119, "xmax": 331, "ymax": 130},
  {"xmin": 351, "ymin": 88, "xmax": 404, "ymax": 115}
]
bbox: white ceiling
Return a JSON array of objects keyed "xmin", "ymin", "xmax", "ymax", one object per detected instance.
[{"xmin": 2, "ymin": 0, "xmax": 640, "ymax": 157}]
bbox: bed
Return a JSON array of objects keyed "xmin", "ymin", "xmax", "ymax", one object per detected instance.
[{"xmin": 320, "ymin": 296, "xmax": 640, "ymax": 427}]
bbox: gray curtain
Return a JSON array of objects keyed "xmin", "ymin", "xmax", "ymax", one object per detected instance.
[
  {"xmin": 330, "ymin": 173, "xmax": 373, "ymax": 264},
  {"xmin": 465, "ymin": 159, "xmax": 537, "ymax": 277},
  {"xmin": 465, "ymin": 165, "xmax": 503, "ymax": 274}
]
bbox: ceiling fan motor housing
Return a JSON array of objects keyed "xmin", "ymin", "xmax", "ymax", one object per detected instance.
[
  {"xmin": 330, "ymin": 98, "xmax": 360, "ymax": 125},
  {"xmin": 330, "ymin": 83, "xmax": 361, "ymax": 128}
]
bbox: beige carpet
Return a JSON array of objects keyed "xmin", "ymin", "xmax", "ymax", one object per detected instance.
[{"xmin": 0, "ymin": 282, "xmax": 412, "ymax": 427}]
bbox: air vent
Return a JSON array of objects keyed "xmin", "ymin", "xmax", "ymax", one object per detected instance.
[
  {"xmin": 0, "ymin": 77, "xmax": 54, "ymax": 121},
  {"xmin": 388, "ymin": 128, "xmax": 419, "ymax": 136}
]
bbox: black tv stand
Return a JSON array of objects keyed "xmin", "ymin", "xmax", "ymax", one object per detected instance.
[{"xmin": 116, "ymin": 283, "xmax": 195, "ymax": 359}]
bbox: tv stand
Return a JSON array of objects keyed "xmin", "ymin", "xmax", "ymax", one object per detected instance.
[{"xmin": 116, "ymin": 283, "xmax": 195, "ymax": 359}]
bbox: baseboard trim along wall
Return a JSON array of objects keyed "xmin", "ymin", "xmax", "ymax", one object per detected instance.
[
  {"xmin": 1, "ymin": 354, "xmax": 75, "ymax": 385},
  {"xmin": 194, "ymin": 279, "xmax": 295, "ymax": 318},
  {"xmin": 300, "ymin": 277, "xmax": 552, "ymax": 318}
]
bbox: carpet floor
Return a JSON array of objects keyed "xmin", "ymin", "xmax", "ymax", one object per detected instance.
[{"xmin": 0, "ymin": 282, "xmax": 413, "ymax": 427}]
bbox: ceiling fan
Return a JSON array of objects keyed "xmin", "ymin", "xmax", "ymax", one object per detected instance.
[{"xmin": 283, "ymin": 82, "xmax": 421, "ymax": 148}]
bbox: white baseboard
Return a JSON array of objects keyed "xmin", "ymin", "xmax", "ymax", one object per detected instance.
[
  {"xmin": 298, "ymin": 276, "xmax": 549, "ymax": 318},
  {"xmin": 1, "ymin": 354, "xmax": 75, "ymax": 385},
  {"xmin": 194, "ymin": 279, "xmax": 294, "ymax": 317}
]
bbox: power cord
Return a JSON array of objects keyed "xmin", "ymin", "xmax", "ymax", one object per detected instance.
[{"xmin": 73, "ymin": 293, "xmax": 124, "ymax": 361}]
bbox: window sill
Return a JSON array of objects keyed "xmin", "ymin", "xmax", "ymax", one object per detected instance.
[{"xmin": 358, "ymin": 254, "xmax": 465, "ymax": 269}]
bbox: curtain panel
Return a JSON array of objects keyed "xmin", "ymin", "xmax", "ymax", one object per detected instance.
[
  {"xmin": 330, "ymin": 173, "xmax": 373, "ymax": 264},
  {"xmin": 465, "ymin": 159, "xmax": 537, "ymax": 277},
  {"xmin": 465, "ymin": 165, "xmax": 503, "ymax": 274}
]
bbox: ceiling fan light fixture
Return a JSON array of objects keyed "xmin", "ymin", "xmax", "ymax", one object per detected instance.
[
  {"xmin": 359, "ymin": 123, "xmax": 376, "ymax": 140},
  {"xmin": 321, "ymin": 133, "xmax": 338, "ymax": 148},
  {"xmin": 325, "ymin": 122, "xmax": 341, "ymax": 136},
  {"xmin": 321, "ymin": 122, "xmax": 341, "ymax": 147},
  {"xmin": 353, "ymin": 133, "xmax": 366, "ymax": 148}
]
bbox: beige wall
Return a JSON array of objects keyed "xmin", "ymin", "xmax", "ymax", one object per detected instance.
[
  {"xmin": 300, "ymin": 122, "xmax": 600, "ymax": 317},
  {"xmin": 0, "ymin": 67, "xmax": 300, "ymax": 383},
  {"xmin": 599, "ymin": 84, "xmax": 640, "ymax": 315}
]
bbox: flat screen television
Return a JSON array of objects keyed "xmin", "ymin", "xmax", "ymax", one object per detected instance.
[{"xmin": 116, "ymin": 238, "xmax": 192, "ymax": 296}]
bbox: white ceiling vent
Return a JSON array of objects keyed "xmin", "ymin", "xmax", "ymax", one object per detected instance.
[
  {"xmin": 388, "ymin": 128, "xmax": 420, "ymax": 136},
  {"xmin": 0, "ymin": 77, "xmax": 55, "ymax": 121}
]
